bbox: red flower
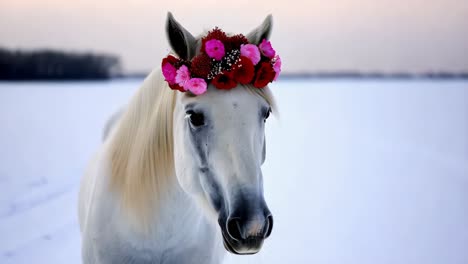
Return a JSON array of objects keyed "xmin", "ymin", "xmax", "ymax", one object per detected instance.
[
  {"xmin": 233, "ymin": 56, "xmax": 255, "ymax": 84},
  {"xmin": 190, "ymin": 54, "xmax": 212, "ymax": 78},
  {"xmin": 253, "ymin": 62, "xmax": 276, "ymax": 88},
  {"xmin": 225, "ymin": 34, "xmax": 249, "ymax": 51},
  {"xmin": 161, "ymin": 55, "xmax": 179, "ymax": 67},
  {"xmin": 212, "ymin": 71, "xmax": 237, "ymax": 90},
  {"xmin": 169, "ymin": 83, "xmax": 186, "ymax": 92},
  {"xmin": 201, "ymin": 27, "xmax": 228, "ymax": 52}
]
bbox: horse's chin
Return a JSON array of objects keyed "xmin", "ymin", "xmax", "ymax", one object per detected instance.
[{"xmin": 221, "ymin": 231, "xmax": 264, "ymax": 255}]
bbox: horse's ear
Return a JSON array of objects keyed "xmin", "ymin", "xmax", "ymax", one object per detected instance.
[
  {"xmin": 247, "ymin": 15, "xmax": 273, "ymax": 45},
  {"xmin": 166, "ymin": 12, "xmax": 197, "ymax": 60}
]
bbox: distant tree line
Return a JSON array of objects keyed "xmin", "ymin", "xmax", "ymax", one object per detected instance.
[
  {"xmin": 280, "ymin": 71, "xmax": 468, "ymax": 80},
  {"xmin": 0, "ymin": 48, "xmax": 121, "ymax": 80}
]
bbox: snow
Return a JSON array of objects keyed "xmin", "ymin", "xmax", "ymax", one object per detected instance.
[{"xmin": 1, "ymin": 79, "xmax": 467, "ymax": 264}]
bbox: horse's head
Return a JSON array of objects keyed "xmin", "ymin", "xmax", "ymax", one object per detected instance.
[{"xmin": 167, "ymin": 13, "xmax": 275, "ymax": 255}]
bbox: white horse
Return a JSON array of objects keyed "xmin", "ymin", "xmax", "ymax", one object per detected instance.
[{"xmin": 79, "ymin": 12, "xmax": 276, "ymax": 263}]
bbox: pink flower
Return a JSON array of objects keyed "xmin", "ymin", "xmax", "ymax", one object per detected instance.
[
  {"xmin": 205, "ymin": 39, "xmax": 225, "ymax": 61},
  {"xmin": 185, "ymin": 78, "xmax": 207, "ymax": 95},
  {"xmin": 273, "ymin": 55, "xmax": 281, "ymax": 80},
  {"xmin": 175, "ymin": 65, "xmax": 191, "ymax": 89},
  {"xmin": 162, "ymin": 62, "xmax": 177, "ymax": 85},
  {"xmin": 259, "ymin": 39, "xmax": 275, "ymax": 58},
  {"xmin": 240, "ymin": 44, "xmax": 261, "ymax": 65}
]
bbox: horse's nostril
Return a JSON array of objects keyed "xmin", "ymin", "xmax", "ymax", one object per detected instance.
[
  {"xmin": 226, "ymin": 218, "xmax": 243, "ymax": 241},
  {"xmin": 264, "ymin": 214, "xmax": 273, "ymax": 238},
  {"xmin": 226, "ymin": 214, "xmax": 273, "ymax": 241}
]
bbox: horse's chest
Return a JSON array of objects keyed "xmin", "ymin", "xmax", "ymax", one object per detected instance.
[
  {"xmin": 99, "ymin": 238, "xmax": 219, "ymax": 264},
  {"xmin": 96, "ymin": 219, "xmax": 223, "ymax": 264}
]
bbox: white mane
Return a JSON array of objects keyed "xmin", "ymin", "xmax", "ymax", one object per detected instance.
[{"xmin": 108, "ymin": 68, "xmax": 176, "ymax": 227}]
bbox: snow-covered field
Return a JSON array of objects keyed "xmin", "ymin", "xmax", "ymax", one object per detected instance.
[{"xmin": 1, "ymin": 79, "xmax": 467, "ymax": 264}]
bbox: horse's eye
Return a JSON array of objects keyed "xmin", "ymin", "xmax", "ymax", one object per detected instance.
[
  {"xmin": 264, "ymin": 108, "xmax": 271, "ymax": 122},
  {"xmin": 186, "ymin": 110, "xmax": 205, "ymax": 127}
]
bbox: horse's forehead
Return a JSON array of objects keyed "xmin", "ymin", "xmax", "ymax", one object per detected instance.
[{"xmin": 181, "ymin": 86, "xmax": 263, "ymax": 111}]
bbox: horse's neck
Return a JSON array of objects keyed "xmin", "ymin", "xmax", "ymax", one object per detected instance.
[
  {"xmin": 147, "ymin": 177, "xmax": 214, "ymax": 243},
  {"xmin": 95, "ymin": 164, "xmax": 223, "ymax": 262},
  {"xmin": 153, "ymin": 180, "xmax": 225, "ymax": 262},
  {"xmin": 155, "ymin": 178, "xmax": 202, "ymax": 227},
  {"xmin": 112, "ymin": 176, "xmax": 210, "ymax": 249}
]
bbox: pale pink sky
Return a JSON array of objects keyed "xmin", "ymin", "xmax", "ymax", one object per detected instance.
[{"xmin": 1, "ymin": 0, "xmax": 467, "ymax": 73}]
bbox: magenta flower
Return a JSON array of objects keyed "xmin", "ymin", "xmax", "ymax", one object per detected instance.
[
  {"xmin": 259, "ymin": 39, "xmax": 276, "ymax": 58},
  {"xmin": 205, "ymin": 39, "xmax": 225, "ymax": 61},
  {"xmin": 185, "ymin": 78, "xmax": 207, "ymax": 95},
  {"xmin": 240, "ymin": 44, "xmax": 261, "ymax": 65},
  {"xmin": 162, "ymin": 62, "xmax": 177, "ymax": 85},
  {"xmin": 273, "ymin": 55, "xmax": 281, "ymax": 80},
  {"xmin": 175, "ymin": 65, "xmax": 191, "ymax": 89}
]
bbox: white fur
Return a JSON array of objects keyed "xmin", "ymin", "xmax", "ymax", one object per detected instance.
[
  {"xmin": 79, "ymin": 144, "xmax": 224, "ymax": 264},
  {"xmin": 78, "ymin": 68, "xmax": 275, "ymax": 263}
]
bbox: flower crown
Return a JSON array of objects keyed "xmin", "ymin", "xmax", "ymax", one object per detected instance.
[{"xmin": 161, "ymin": 27, "xmax": 281, "ymax": 95}]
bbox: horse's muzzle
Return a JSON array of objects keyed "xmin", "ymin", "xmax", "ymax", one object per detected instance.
[{"xmin": 219, "ymin": 213, "xmax": 273, "ymax": 255}]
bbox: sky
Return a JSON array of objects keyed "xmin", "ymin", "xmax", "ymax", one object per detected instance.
[{"xmin": 1, "ymin": 0, "xmax": 467, "ymax": 73}]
